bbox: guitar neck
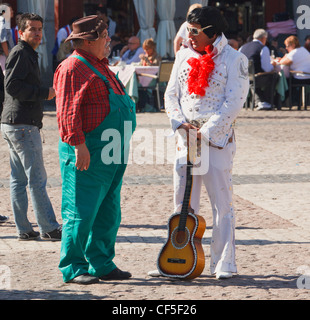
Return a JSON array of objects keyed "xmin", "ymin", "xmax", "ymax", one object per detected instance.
[{"xmin": 179, "ymin": 160, "xmax": 194, "ymax": 231}]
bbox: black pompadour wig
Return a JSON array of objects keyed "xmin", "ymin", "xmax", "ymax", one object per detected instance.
[{"xmin": 187, "ymin": 6, "xmax": 229, "ymax": 39}]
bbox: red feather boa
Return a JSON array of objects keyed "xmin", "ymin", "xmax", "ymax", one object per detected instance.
[{"xmin": 187, "ymin": 45, "xmax": 215, "ymax": 96}]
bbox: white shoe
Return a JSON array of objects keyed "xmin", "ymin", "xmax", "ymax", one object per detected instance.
[
  {"xmin": 256, "ymin": 102, "xmax": 271, "ymax": 110},
  {"xmin": 216, "ymin": 271, "xmax": 233, "ymax": 279},
  {"xmin": 147, "ymin": 269, "xmax": 161, "ymax": 277}
]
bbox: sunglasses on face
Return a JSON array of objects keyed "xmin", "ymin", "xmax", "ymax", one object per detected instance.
[{"xmin": 187, "ymin": 25, "xmax": 213, "ymax": 36}]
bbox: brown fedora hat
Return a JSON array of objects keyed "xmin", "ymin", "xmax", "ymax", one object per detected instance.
[{"xmin": 65, "ymin": 15, "xmax": 107, "ymax": 42}]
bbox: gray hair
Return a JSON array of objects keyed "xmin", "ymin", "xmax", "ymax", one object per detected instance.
[
  {"xmin": 72, "ymin": 38, "xmax": 84, "ymax": 49},
  {"xmin": 253, "ymin": 29, "xmax": 267, "ymax": 40}
]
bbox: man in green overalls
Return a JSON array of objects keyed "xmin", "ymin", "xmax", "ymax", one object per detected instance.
[{"xmin": 54, "ymin": 16, "xmax": 136, "ymax": 284}]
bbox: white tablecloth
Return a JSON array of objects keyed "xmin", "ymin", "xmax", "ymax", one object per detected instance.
[
  {"xmin": 109, "ymin": 65, "xmax": 160, "ymax": 104},
  {"xmin": 110, "ymin": 65, "xmax": 159, "ymax": 87},
  {"xmin": 274, "ymin": 63, "xmax": 290, "ymax": 78},
  {"xmin": 134, "ymin": 66, "xmax": 159, "ymax": 87},
  {"xmin": 109, "ymin": 65, "xmax": 136, "ymax": 86}
]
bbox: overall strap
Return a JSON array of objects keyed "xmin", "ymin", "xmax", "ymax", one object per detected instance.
[{"xmin": 71, "ymin": 55, "xmax": 113, "ymax": 92}]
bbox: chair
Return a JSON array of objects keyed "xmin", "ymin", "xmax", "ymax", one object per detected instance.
[
  {"xmin": 245, "ymin": 59, "xmax": 278, "ymax": 110},
  {"xmin": 136, "ymin": 60, "xmax": 174, "ymax": 111},
  {"xmin": 246, "ymin": 59, "xmax": 256, "ymax": 110},
  {"xmin": 288, "ymin": 71, "xmax": 310, "ymax": 110}
]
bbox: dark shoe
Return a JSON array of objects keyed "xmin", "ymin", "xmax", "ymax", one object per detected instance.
[
  {"xmin": 41, "ymin": 226, "xmax": 62, "ymax": 241},
  {"xmin": 99, "ymin": 267, "xmax": 132, "ymax": 281},
  {"xmin": 67, "ymin": 273, "xmax": 99, "ymax": 285},
  {"xmin": 0, "ymin": 215, "xmax": 9, "ymax": 223},
  {"xmin": 18, "ymin": 230, "xmax": 40, "ymax": 241}
]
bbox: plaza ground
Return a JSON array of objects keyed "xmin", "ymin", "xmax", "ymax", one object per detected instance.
[{"xmin": 0, "ymin": 108, "xmax": 310, "ymax": 300}]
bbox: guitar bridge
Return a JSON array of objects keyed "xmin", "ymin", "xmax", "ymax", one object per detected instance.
[{"xmin": 167, "ymin": 258, "xmax": 186, "ymax": 264}]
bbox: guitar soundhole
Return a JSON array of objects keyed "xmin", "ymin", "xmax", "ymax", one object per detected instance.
[{"xmin": 171, "ymin": 227, "xmax": 190, "ymax": 249}]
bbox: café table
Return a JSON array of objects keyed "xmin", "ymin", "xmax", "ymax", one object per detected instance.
[
  {"xmin": 134, "ymin": 66, "xmax": 159, "ymax": 87},
  {"xmin": 109, "ymin": 65, "xmax": 159, "ymax": 104},
  {"xmin": 273, "ymin": 62, "xmax": 289, "ymax": 102},
  {"xmin": 274, "ymin": 63, "xmax": 310, "ymax": 109},
  {"xmin": 273, "ymin": 62, "xmax": 310, "ymax": 108}
]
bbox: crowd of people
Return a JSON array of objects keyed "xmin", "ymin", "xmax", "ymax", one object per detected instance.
[
  {"xmin": 238, "ymin": 29, "xmax": 310, "ymax": 110},
  {"xmin": 0, "ymin": 2, "xmax": 309, "ymax": 285},
  {"xmin": 173, "ymin": 3, "xmax": 310, "ymax": 111},
  {"xmin": 108, "ymin": 36, "xmax": 162, "ymax": 67},
  {"xmin": 223, "ymin": 26, "xmax": 310, "ymax": 110}
]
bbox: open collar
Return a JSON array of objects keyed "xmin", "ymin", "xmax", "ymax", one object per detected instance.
[{"xmin": 186, "ymin": 33, "xmax": 228, "ymax": 58}]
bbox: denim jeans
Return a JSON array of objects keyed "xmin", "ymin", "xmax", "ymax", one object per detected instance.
[{"xmin": 1, "ymin": 124, "xmax": 59, "ymax": 235}]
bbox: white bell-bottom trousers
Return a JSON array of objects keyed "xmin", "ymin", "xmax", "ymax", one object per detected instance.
[{"xmin": 173, "ymin": 130, "xmax": 237, "ymax": 275}]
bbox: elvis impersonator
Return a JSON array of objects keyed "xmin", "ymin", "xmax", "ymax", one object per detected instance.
[{"xmin": 150, "ymin": 6, "xmax": 249, "ymax": 279}]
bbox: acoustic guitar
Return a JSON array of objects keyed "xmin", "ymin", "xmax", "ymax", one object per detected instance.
[{"xmin": 157, "ymin": 144, "xmax": 206, "ymax": 280}]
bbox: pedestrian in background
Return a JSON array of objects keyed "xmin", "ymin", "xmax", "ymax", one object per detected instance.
[
  {"xmin": 0, "ymin": 3, "xmax": 15, "ymax": 73},
  {"xmin": 1, "ymin": 13, "xmax": 61, "ymax": 241}
]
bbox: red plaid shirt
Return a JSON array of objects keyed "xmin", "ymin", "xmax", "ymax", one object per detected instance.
[{"xmin": 54, "ymin": 49, "xmax": 124, "ymax": 146}]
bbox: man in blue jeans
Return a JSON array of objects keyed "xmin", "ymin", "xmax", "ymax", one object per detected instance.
[{"xmin": 1, "ymin": 13, "xmax": 61, "ymax": 241}]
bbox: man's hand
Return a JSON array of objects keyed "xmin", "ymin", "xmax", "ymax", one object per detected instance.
[
  {"xmin": 47, "ymin": 87, "xmax": 56, "ymax": 100},
  {"xmin": 178, "ymin": 123, "xmax": 201, "ymax": 140},
  {"xmin": 75, "ymin": 143, "xmax": 90, "ymax": 171}
]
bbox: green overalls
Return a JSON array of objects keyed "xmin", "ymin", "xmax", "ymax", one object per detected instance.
[{"xmin": 58, "ymin": 56, "xmax": 136, "ymax": 282}]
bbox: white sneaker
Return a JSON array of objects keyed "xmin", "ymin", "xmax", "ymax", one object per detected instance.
[
  {"xmin": 256, "ymin": 102, "xmax": 271, "ymax": 110},
  {"xmin": 147, "ymin": 269, "xmax": 161, "ymax": 277},
  {"xmin": 216, "ymin": 271, "xmax": 233, "ymax": 279}
]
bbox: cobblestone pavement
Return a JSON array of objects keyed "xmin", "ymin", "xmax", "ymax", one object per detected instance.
[{"xmin": 0, "ymin": 107, "xmax": 310, "ymax": 301}]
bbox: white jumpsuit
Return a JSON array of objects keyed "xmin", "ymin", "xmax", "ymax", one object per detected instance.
[{"xmin": 165, "ymin": 34, "xmax": 249, "ymax": 274}]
